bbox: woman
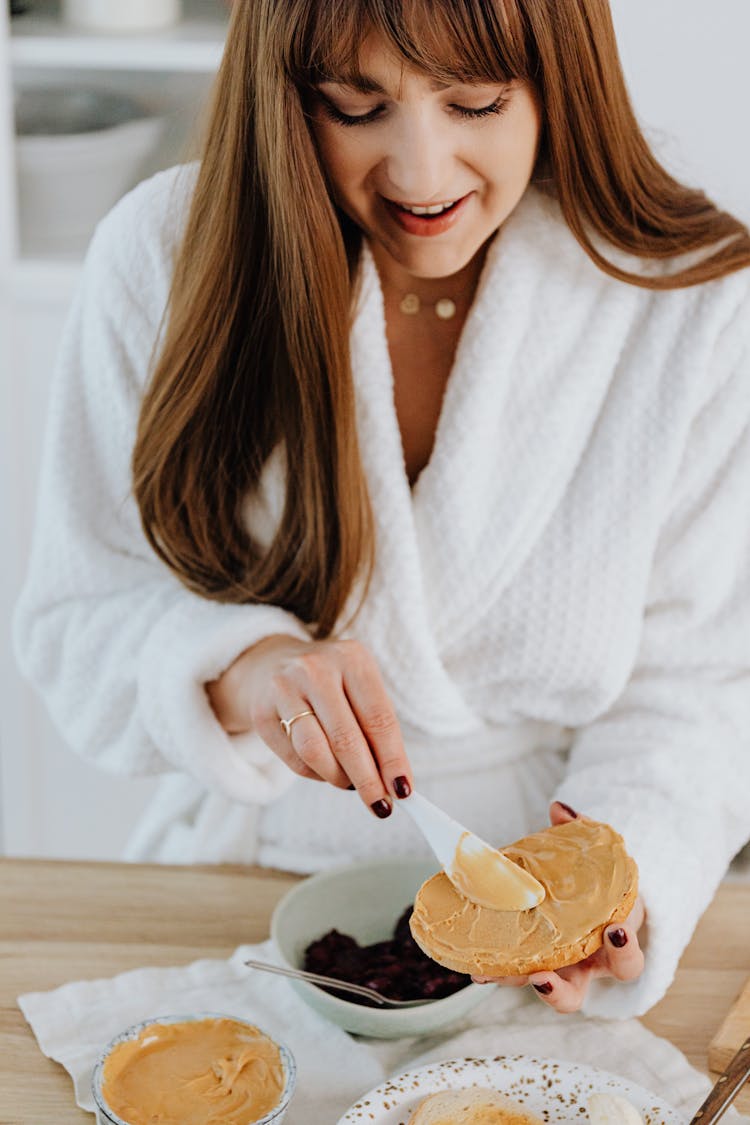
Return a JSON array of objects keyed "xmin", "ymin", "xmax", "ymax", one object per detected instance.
[{"xmin": 14, "ymin": 0, "xmax": 750, "ymax": 1020}]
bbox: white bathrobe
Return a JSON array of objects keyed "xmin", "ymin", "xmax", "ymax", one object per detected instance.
[{"xmin": 13, "ymin": 165, "xmax": 750, "ymax": 1019}]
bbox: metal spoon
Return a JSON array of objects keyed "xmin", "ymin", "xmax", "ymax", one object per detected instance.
[
  {"xmin": 398, "ymin": 791, "xmax": 546, "ymax": 910},
  {"xmin": 243, "ymin": 958, "xmax": 437, "ymax": 1007}
]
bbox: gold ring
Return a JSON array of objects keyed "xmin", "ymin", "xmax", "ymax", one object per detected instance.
[{"xmin": 279, "ymin": 709, "xmax": 315, "ymax": 737}]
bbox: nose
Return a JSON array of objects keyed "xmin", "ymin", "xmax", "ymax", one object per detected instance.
[{"xmin": 381, "ymin": 108, "xmax": 452, "ymax": 203}]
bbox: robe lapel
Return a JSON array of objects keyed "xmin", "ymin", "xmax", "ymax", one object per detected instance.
[
  {"xmin": 348, "ymin": 189, "xmax": 643, "ymax": 731},
  {"xmin": 348, "ymin": 243, "xmax": 482, "ymax": 735},
  {"xmin": 409, "ymin": 190, "xmax": 644, "ymax": 651}
]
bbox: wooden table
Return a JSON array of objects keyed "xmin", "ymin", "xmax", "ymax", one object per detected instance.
[{"xmin": 1, "ymin": 858, "xmax": 748, "ymax": 1123}]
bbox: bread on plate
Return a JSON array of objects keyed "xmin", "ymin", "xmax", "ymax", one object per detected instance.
[{"xmin": 410, "ymin": 1087, "xmax": 540, "ymax": 1123}]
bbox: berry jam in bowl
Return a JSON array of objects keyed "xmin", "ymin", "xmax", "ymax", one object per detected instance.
[{"xmin": 269, "ymin": 857, "xmax": 491, "ymax": 1038}]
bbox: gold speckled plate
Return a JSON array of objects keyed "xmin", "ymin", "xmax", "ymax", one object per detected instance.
[{"xmin": 336, "ymin": 1055, "xmax": 681, "ymax": 1124}]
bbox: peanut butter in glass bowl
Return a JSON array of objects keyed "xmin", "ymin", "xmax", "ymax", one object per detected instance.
[{"xmin": 91, "ymin": 1013, "xmax": 296, "ymax": 1125}]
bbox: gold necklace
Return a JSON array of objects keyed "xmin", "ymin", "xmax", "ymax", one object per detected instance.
[{"xmin": 398, "ymin": 292, "xmax": 457, "ymax": 320}]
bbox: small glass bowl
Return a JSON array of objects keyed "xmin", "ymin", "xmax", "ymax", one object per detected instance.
[{"xmin": 91, "ymin": 1012, "xmax": 296, "ymax": 1125}]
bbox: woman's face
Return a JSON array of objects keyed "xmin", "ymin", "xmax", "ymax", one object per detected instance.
[{"xmin": 309, "ymin": 34, "xmax": 542, "ymax": 282}]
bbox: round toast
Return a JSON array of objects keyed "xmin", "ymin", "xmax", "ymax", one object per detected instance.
[{"xmin": 409, "ymin": 818, "xmax": 638, "ymax": 977}]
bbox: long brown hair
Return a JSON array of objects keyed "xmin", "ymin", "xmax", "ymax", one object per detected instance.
[{"xmin": 133, "ymin": 0, "xmax": 750, "ymax": 636}]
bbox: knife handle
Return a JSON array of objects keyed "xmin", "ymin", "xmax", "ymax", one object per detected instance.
[{"xmin": 690, "ymin": 1038, "xmax": 750, "ymax": 1125}]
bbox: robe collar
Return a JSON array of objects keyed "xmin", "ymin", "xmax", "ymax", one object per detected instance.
[{"xmin": 346, "ymin": 187, "xmax": 637, "ymax": 733}]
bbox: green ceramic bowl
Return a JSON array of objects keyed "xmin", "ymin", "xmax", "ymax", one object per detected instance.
[{"xmin": 270, "ymin": 856, "xmax": 491, "ymax": 1039}]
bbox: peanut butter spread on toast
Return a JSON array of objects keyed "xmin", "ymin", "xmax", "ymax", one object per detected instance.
[{"xmin": 410, "ymin": 819, "xmax": 637, "ymax": 976}]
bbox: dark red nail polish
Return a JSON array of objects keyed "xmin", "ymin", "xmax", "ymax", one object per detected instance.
[
  {"xmin": 533, "ymin": 981, "xmax": 553, "ymax": 995},
  {"xmin": 371, "ymin": 799, "xmax": 392, "ymax": 819},
  {"xmin": 346, "ymin": 784, "xmax": 355, "ymax": 791},
  {"xmin": 557, "ymin": 802, "xmax": 578, "ymax": 818},
  {"xmin": 393, "ymin": 776, "xmax": 411, "ymax": 799},
  {"xmin": 608, "ymin": 928, "xmax": 628, "ymax": 948}
]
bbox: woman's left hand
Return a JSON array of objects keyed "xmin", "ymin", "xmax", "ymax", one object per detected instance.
[{"xmin": 472, "ymin": 801, "xmax": 646, "ymax": 1013}]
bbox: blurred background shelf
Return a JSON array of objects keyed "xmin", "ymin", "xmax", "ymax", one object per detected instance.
[
  {"xmin": 0, "ymin": 0, "xmax": 225, "ymax": 859},
  {"xmin": 10, "ymin": 0, "xmax": 227, "ymax": 72},
  {"xmin": 10, "ymin": 65, "xmax": 212, "ymax": 264},
  {"xmin": 4, "ymin": 0, "xmax": 223, "ymax": 270}
]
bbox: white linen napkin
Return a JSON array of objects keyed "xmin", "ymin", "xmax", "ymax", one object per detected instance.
[{"xmin": 18, "ymin": 940, "xmax": 745, "ymax": 1124}]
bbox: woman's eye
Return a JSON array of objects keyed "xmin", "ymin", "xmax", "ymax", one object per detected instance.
[
  {"xmin": 317, "ymin": 93, "xmax": 510, "ymax": 128},
  {"xmin": 318, "ymin": 99, "xmax": 384, "ymax": 127},
  {"xmin": 453, "ymin": 95, "xmax": 511, "ymax": 120}
]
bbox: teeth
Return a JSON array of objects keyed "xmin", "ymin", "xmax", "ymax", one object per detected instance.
[{"xmin": 400, "ymin": 200, "xmax": 456, "ymax": 215}]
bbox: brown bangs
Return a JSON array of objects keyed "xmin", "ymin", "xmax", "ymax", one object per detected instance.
[{"xmin": 283, "ymin": 0, "xmax": 535, "ymax": 92}]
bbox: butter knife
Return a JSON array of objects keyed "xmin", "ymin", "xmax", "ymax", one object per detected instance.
[{"xmin": 689, "ymin": 1037, "xmax": 750, "ymax": 1125}]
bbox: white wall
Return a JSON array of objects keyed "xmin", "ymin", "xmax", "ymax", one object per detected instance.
[{"xmin": 610, "ymin": 0, "xmax": 750, "ymax": 225}]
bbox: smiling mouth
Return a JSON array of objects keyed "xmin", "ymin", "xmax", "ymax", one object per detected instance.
[{"xmin": 383, "ymin": 194, "xmax": 467, "ymax": 218}]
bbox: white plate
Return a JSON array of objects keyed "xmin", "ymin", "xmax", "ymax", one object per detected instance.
[{"xmin": 336, "ymin": 1054, "xmax": 681, "ymax": 1124}]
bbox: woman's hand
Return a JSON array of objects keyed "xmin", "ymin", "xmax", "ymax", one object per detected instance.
[
  {"xmin": 472, "ymin": 801, "xmax": 646, "ymax": 1012},
  {"xmin": 206, "ymin": 633, "xmax": 412, "ymax": 817}
]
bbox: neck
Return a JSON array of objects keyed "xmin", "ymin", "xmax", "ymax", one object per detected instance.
[{"xmin": 368, "ymin": 237, "xmax": 492, "ymax": 310}]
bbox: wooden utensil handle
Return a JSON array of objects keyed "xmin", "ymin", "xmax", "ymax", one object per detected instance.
[{"xmin": 692, "ymin": 1038, "xmax": 750, "ymax": 1125}]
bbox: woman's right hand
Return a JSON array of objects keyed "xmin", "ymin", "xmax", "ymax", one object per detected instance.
[{"xmin": 206, "ymin": 634, "xmax": 412, "ymax": 818}]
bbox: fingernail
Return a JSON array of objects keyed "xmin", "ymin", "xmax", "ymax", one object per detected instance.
[
  {"xmin": 393, "ymin": 776, "xmax": 411, "ymax": 799},
  {"xmin": 533, "ymin": 981, "xmax": 553, "ymax": 995},
  {"xmin": 557, "ymin": 802, "xmax": 578, "ymax": 818},
  {"xmin": 607, "ymin": 927, "xmax": 628, "ymax": 948},
  {"xmin": 346, "ymin": 784, "xmax": 355, "ymax": 791},
  {"xmin": 370, "ymin": 799, "xmax": 392, "ymax": 819}
]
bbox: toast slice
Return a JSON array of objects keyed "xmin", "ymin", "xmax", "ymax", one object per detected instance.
[
  {"xmin": 410, "ymin": 1088, "xmax": 540, "ymax": 1123},
  {"xmin": 410, "ymin": 818, "xmax": 638, "ymax": 977}
]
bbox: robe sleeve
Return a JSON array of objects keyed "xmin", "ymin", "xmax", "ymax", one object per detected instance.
[
  {"xmin": 13, "ymin": 172, "xmax": 310, "ymax": 808},
  {"xmin": 555, "ymin": 282, "xmax": 750, "ymax": 1018}
]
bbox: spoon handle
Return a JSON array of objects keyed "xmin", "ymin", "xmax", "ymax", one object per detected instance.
[
  {"xmin": 399, "ymin": 791, "xmax": 461, "ymax": 868},
  {"xmin": 243, "ymin": 958, "xmax": 392, "ymax": 1005},
  {"xmin": 689, "ymin": 1038, "xmax": 750, "ymax": 1125}
]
